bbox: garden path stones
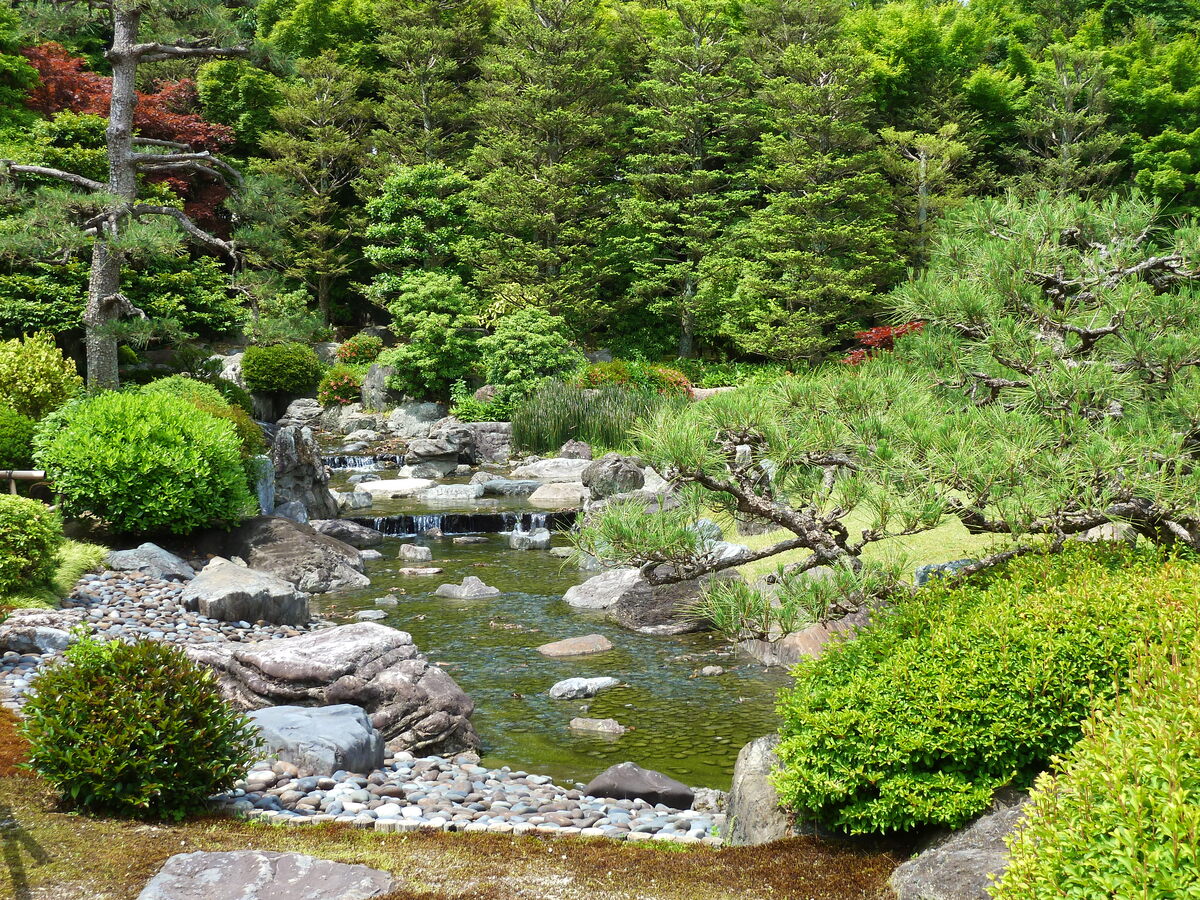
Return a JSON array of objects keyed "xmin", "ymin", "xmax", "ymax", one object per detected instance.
[
  {"xmin": 549, "ymin": 676, "xmax": 620, "ymax": 699},
  {"xmin": 435, "ymin": 576, "xmax": 500, "ymax": 599},
  {"xmin": 248, "ymin": 705, "xmax": 385, "ymax": 777},
  {"xmin": 185, "ymin": 622, "xmax": 481, "ymax": 755},
  {"xmin": 181, "ymin": 557, "xmax": 311, "ymax": 626},
  {"xmin": 106, "ymin": 543, "xmax": 195, "ymax": 581},
  {"xmin": 537, "ymin": 634, "xmax": 614, "ymax": 657},
  {"xmin": 137, "ymin": 850, "xmax": 393, "ymax": 900},
  {"xmin": 584, "ymin": 762, "xmax": 695, "ymax": 810}
]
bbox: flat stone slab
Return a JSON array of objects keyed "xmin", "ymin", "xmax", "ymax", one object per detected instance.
[
  {"xmin": 549, "ymin": 676, "xmax": 620, "ymax": 699},
  {"xmin": 529, "ymin": 481, "xmax": 587, "ymax": 507},
  {"xmin": 510, "ymin": 458, "xmax": 592, "ymax": 482},
  {"xmin": 248, "ymin": 704, "xmax": 385, "ymax": 776},
  {"xmin": 538, "ymin": 634, "xmax": 614, "ymax": 657},
  {"xmin": 107, "ymin": 543, "xmax": 195, "ymax": 581},
  {"xmin": 570, "ymin": 717, "xmax": 626, "ymax": 735},
  {"xmin": 357, "ymin": 478, "xmax": 436, "ymax": 498},
  {"xmin": 398, "ymin": 567, "xmax": 443, "ymax": 576},
  {"xmin": 137, "ymin": 850, "xmax": 393, "ymax": 900},
  {"xmin": 509, "ymin": 527, "xmax": 551, "ymax": 550},
  {"xmin": 422, "ymin": 483, "xmax": 484, "ymax": 502}
]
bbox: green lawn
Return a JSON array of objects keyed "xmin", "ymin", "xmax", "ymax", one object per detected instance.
[{"xmin": 0, "ymin": 539, "xmax": 106, "ymax": 613}]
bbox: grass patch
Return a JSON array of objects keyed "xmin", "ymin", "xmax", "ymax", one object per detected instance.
[
  {"xmin": 0, "ymin": 539, "xmax": 105, "ymax": 616},
  {"xmin": 0, "ymin": 773, "xmax": 904, "ymax": 900}
]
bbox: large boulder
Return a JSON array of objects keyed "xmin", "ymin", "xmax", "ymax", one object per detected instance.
[
  {"xmin": 224, "ymin": 516, "xmax": 368, "ymax": 593},
  {"xmin": 181, "ymin": 557, "xmax": 310, "ymax": 625},
  {"xmin": 0, "ymin": 607, "xmax": 83, "ymax": 654},
  {"xmin": 271, "ymin": 425, "xmax": 340, "ymax": 520},
  {"xmin": 360, "ymin": 363, "xmax": 398, "ymax": 411},
  {"xmin": 186, "ymin": 623, "xmax": 480, "ymax": 754},
  {"xmin": 722, "ymin": 735, "xmax": 803, "ymax": 846},
  {"xmin": 529, "ymin": 482, "xmax": 588, "ymax": 507},
  {"xmin": 137, "ymin": 851, "xmax": 393, "ymax": 900},
  {"xmin": 309, "ymin": 519, "xmax": 384, "ymax": 549},
  {"xmin": 609, "ymin": 567, "xmax": 742, "ymax": 635},
  {"xmin": 247, "ymin": 704, "xmax": 385, "ymax": 776},
  {"xmin": 558, "ymin": 439, "xmax": 593, "ymax": 460},
  {"xmin": 408, "ymin": 417, "xmax": 475, "ymax": 467},
  {"xmin": 386, "ymin": 400, "xmax": 447, "ymax": 439},
  {"xmin": 508, "ymin": 527, "xmax": 551, "ymax": 550},
  {"xmin": 510, "ymin": 457, "xmax": 592, "ymax": 482},
  {"xmin": 471, "ymin": 421, "xmax": 513, "ymax": 464},
  {"xmin": 890, "ymin": 792, "xmax": 1031, "ymax": 900},
  {"xmin": 583, "ymin": 762, "xmax": 694, "ymax": 809},
  {"xmin": 107, "ymin": 543, "xmax": 195, "ymax": 581},
  {"xmin": 276, "ymin": 398, "xmax": 323, "ymax": 429},
  {"xmin": 582, "ymin": 454, "xmax": 645, "ymax": 500},
  {"xmin": 563, "ymin": 568, "xmax": 643, "ymax": 610}
]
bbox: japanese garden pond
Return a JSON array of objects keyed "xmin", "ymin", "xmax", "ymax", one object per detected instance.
[{"xmin": 317, "ymin": 526, "xmax": 791, "ymax": 791}]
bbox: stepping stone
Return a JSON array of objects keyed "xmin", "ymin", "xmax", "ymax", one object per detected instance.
[
  {"xmin": 398, "ymin": 567, "xmax": 443, "ymax": 576},
  {"xmin": 435, "ymin": 576, "xmax": 500, "ymax": 599},
  {"xmin": 583, "ymin": 762, "xmax": 695, "ymax": 809},
  {"xmin": 549, "ymin": 676, "xmax": 620, "ymax": 699},
  {"xmin": 137, "ymin": 850, "xmax": 393, "ymax": 900},
  {"xmin": 399, "ymin": 544, "xmax": 433, "ymax": 562},
  {"xmin": 569, "ymin": 717, "xmax": 626, "ymax": 735},
  {"xmin": 537, "ymin": 634, "xmax": 614, "ymax": 657}
]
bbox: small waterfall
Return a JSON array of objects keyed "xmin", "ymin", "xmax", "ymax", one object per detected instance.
[
  {"xmin": 323, "ymin": 454, "xmax": 403, "ymax": 471},
  {"xmin": 351, "ymin": 510, "xmax": 575, "ymax": 537},
  {"xmin": 250, "ymin": 455, "xmax": 275, "ymax": 515}
]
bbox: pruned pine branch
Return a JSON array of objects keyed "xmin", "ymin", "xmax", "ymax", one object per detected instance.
[
  {"xmin": 120, "ymin": 43, "xmax": 249, "ymax": 63},
  {"xmin": 1, "ymin": 163, "xmax": 105, "ymax": 193},
  {"xmin": 133, "ymin": 151, "xmax": 243, "ymax": 186},
  {"xmin": 130, "ymin": 205, "xmax": 237, "ymax": 260}
]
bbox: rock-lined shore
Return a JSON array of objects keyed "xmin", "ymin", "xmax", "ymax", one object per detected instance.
[{"xmin": 223, "ymin": 751, "xmax": 725, "ymax": 844}]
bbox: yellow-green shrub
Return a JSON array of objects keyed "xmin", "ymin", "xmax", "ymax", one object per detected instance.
[
  {"xmin": 0, "ymin": 494, "xmax": 62, "ymax": 593},
  {"xmin": 0, "ymin": 332, "xmax": 82, "ymax": 419}
]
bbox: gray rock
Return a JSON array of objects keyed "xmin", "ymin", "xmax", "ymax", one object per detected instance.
[
  {"xmin": 584, "ymin": 762, "xmax": 694, "ymax": 809},
  {"xmin": 360, "ymin": 549, "xmax": 383, "ymax": 561},
  {"xmin": 558, "ymin": 439, "xmax": 593, "ymax": 460},
  {"xmin": 355, "ymin": 609, "xmax": 388, "ymax": 621},
  {"xmin": 435, "ymin": 576, "xmax": 500, "ymax": 599},
  {"xmin": 537, "ymin": 634, "xmax": 613, "ymax": 657},
  {"xmin": 479, "ymin": 478, "xmax": 541, "ymax": 498},
  {"xmin": 309, "ymin": 519, "xmax": 384, "ymax": 549},
  {"xmin": 224, "ymin": 516, "xmax": 368, "ymax": 593},
  {"xmin": 271, "ymin": 425, "xmax": 340, "ymax": 520},
  {"xmin": 1072, "ymin": 522, "xmax": 1138, "ymax": 547},
  {"xmin": 360, "ymin": 363, "xmax": 398, "ymax": 411},
  {"xmin": 723, "ymin": 735, "xmax": 802, "ymax": 846},
  {"xmin": 422, "ymin": 483, "xmax": 484, "ymax": 502},
  {"xmin": 186, "ymin": 623, "xmax": 480, "ymax": 754},
  {"xmin": 386, "ymin": 400, "xmax": 447, "ymax": 439},
  {"xmin": 582, "ymin": 454, "xmax": 645, "ymax": 500},
  {"xmin": 248, "ymin": 704, "xmax": 385, "ymax": 776},
  {"xmin": 471, "ymin": 421, "xmax": 513, "ymax": 464},
  {"xmin": 276, "ymin": 398, "xmax": 323, "ymax": 429},
  {"xmin": 528, "ymin": 482, "xmax": 587, "ymax": 507},
  {"xmin": 509, "ymin": 457, "xmax": 592, "ymax": 482},
  {"xmin": 915, "ymin": 559, "xmax": 978, "ymax": 588},
  {"xmin": 333, "ymin": 490, "xmax": 374, "ymax": 512},
  {"xmin": 137, "ymin": 851, "xmax": 393, "ymax": 900},
  {"xmin": 611, "ymin": 568, "xmax": 741, "ymax": 635},
  {"xmin": 358, "ymin": 478, "xmax": 436, "ymax": 499},
  {"xmin": 408, "ymin": 417, "xmax": 475, "ymax": 467},
  {"xmin": 399, "ymin": 543, "xmax": 433, "ymax": 562},
  {"xmin": 570, "ymin": 717, "xmax": 625, "ymax": 735},
  {"xmin": 549, "ymin": 676, "xmax": 620, "ymax": 700},
  {"xmin": 563, "ymin": 568, "xmax": 642, "ymax": 610},
  {"xmin": 181, "ymin": 557, "xmax": 310, "ymax": 626},
  {"xmin": 890, "ymin": 792, "xmax": 1031, "ymax": 900},
  {"xmin": 272, "ymin": 500, "xmax": 309, "ymax": 524},
  {"xmin": 508, "ymin": 527, "xmax": 551, "ymax": 550},
  {"xmin": 107, "ymin": 543, "xmax": 195, "ymax": 581},
  {"xmin": 0, "ymin": 607, "xmax": 83, "ymax": 654}
]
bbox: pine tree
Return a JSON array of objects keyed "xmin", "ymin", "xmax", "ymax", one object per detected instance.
[
  {"xmin": 257, "ymin": 52, "xmax": 372, "ymax": 325},
  {"xmin": 879, "ymin": 123, "xmax": 972, "ymax": 265},
  {"xmin": 465, "ymin": 0, "xmax": 622, "ymax": 326},
  {"xmin": 1, "ymin": 0, "xmax": 246, "ymax": 389},
  {"xmin": 618, "ymin": 0, "xmax": 758, "ymax": 358}
]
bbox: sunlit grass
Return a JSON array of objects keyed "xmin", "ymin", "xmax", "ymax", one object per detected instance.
[{"xmin": 0, "ymin": 539, "xmax": 106, "ymax": 614}]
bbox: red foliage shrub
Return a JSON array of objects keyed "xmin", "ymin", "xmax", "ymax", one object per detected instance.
[{"xmin": 843, "ymin": 321, "xmax": 924, "ymax": 365}]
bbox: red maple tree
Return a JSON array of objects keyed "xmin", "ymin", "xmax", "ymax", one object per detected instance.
[
  {"xmin": 843, "ymin": 321, "xmax": 925, "ymax": 365},
  {"xmin": 22, "ymin": 43, "xmax": 234, "ymax": 227}
]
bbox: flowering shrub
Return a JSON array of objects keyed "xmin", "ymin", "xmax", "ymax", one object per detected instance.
[
  {"xmin": 843, "ymin": 321, "xmax": 924, "ymax": 365},
  {"xmin": 335, "ymin": 333, "xmax": 384, "ymax": 364},
  {"xmin": 318, "ymin": 366, "xmax": 363, "ymax": 406}
]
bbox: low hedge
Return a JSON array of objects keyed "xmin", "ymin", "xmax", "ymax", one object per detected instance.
[
  {"xmin": 774, "ymin": 546, "xmax": 1200, "ymax": 834},
  {"xmin": 992, "ymin": 644, "xmax": 1200, "ymax": 898},
  {"xmin": 241, "ymin": 343, "xmax": 322, "ymax": 395}
]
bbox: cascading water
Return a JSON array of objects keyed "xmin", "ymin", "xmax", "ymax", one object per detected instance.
[
  {"xmin": 323, "ymin": 454, "xmax": 403, "ymax": 471},
  {"xmin": 351, "ymin": 509, "xmax": 573, "ymax": 537}
]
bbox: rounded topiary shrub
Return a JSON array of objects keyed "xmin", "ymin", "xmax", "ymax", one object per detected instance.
[
  {"xmin": 335, "ymin": 333, "xmax": 383, "ymax": 364},
  {"xmin": 34, "ymin": 392, "xmax": 255, "ymax": 535},
  {"xmin": 241, "ymin": 343, "xmax": 323, "ymax": 395},
  {"xmin": 21, "ymin": 636, "xmax": 258, "ymax": 820},
  {"xmin": 140, "ymin": 376, "xmax": 264, "ymax": 457},
  {"xmin": 0, "ymin": 405, "xmax": 36, "ymax": 469},
  {"xmin": 0, "ymin": 331, "xmax": 83, "ymax": 420},
  {"xmin": 0, "ymin": 494, "xmax": 62, "ymax": 593}
]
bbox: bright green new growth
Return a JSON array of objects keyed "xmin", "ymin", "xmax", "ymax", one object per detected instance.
[
  {"xmin": 773, "ymin": 547, "xmax": 1200, "ymax": 834},
  {"xmin": 21, "ymin": 636, "xmax": 259, "ymax": 821},
  {"xmin": 477, "ymin": 308, "xmax": 583, "ymax": 402},
  {"xmin": 34, "ymin": 392, "xmax": 256, "ymax": 535},
  {"xmin": 0, "ymin": 494, "xmax": 63, "ymax": 593},
  {"xmin": 992, "ymin": 641, "xmax": 1200, "ymax": 898},
  {"xmin": 0, "ymin": 405, "xmax": 35, "ymax": 469},
  {"xmin": 0, "ymin": 332, "xmax": 82, "ymax": 420},
  {"xmin": 241, "ymin": 342, "xmax": 323, "ymax": 395},
  {"xmin": 141, "ymin": 376, "xmax": 266, "ymax": 458}
]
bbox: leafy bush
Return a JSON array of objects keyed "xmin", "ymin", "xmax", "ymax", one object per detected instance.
[
  {"xmin": 34, "ymin": 392, "xmax": 255, "ymax": 535},
  {"xmin": 574, "ymin": 359, "xmax": 692, "ymax": 396},
  {"xmin": 244, "ymin": 287, "xmax": 332, "ymax": 346},
  {"xmin": 512, "ymin": 381, "xmax": 686, "ymax": 453},
  {"xmin": 449, "ymin": 379, "xmax": 512, "ymax": 422},
  {"xmin": 21, "ymin": 635, "xmax": 258, "ymax": 820},
  {"xmin": 375, "ymin": 271, "xmax": 480, "ymax": 398},
  {"xmin": 241, "ymin": 342, "xmax": 323, "ymax": 395},
  {"xmin": 210, "ymin": 376, "xmax": 254, "ymax": 416},
  {"xmin": 0, "ymin": 331, "xmax": 82, "ymax": 419},
  {"xmin": 774, "ymin": 547, "xmax": 1200, "ymax": 834},
  {"xmin": 141, "ymin": 374, "xmax": 229, "ymax": 408},
  {"xmin": 336, "ymin": 333, "xmax": 383, "ymax": 364},
  {"xmin": 0, "ymin": 494, "xmax": 62, "ymax": 593},
  {"xmin": 673, "ymin": 358, "xmax": 790, "ymax": 388},
  {"xmin": 0, "ymin": 405, "xmax": 35, "ymax": 469},
  {"xmin": 141, "ymin": 376, "xmax": 264, "ymax": 457},
  {"xmin": 992, "ymin": 644, "xmax": 1200, "ymax": 899},
  {"xmin": 477, "ymin": 308, "xmax": 583, "ymax": 401},
  {"xmin": 318, "ymin": 365, "xmax": 363, "ymax": 406}
]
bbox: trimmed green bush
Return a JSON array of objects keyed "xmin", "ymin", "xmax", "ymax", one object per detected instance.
[
  {"xmin": 992, "ymin": 644, "xmax": 1200, "ymax": 898},
  {"xmin": 141, "ymin": 374, "xmax": 229, "ymax": 408},
  {"xmin": 774, "ymin": 547, "xmax": 1200, "ymax": 834},
  {"xmin": 0, "ymin": 331, "xmax": 82, "ymax": 419},
  {"xmin": 335, "ymin": 333, "xmax": 383, "ymax": 364},
  {"xmin": 21, "ymin": 635, "xmax": 258, "ymax": 820},
  {"xmin": 477, "ymin": 308, "xmax": 583, "ymax": 402},
  {"xmin": 0, "ymin": 405, "xmax": 35, "ymax": 469},
  {"xmin": 512, "ymin": 380, "xmax": 686, "ymax": 453},
  {"xmin": 34, "ymin": 392, "xmax": 255, "ymax": 535},
  {"xmin": 241, "ymin": 342, "xmax": 323, "ymax": 395},
  {"xmin": 318, "ymin": 365, "xmax": 364, "ymax": 407},
  {"xmin": 140, "ymin": 376, "xmax": 264, "ymax": 457},
  {"xmin": 0, "ymin": 494, "xmax": 62, "ymax": 593},
  {"xmin": 574, "ymin": 359, "xmax": 692, "ymax": 396},
  {"xmin": 449, "ymin": 379, "xmax": 512, "ymax": 422}
]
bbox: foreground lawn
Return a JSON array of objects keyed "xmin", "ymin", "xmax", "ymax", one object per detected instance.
[{"xmin": 0, "ymin": 540, "xmax": 106, "ymax": 613}]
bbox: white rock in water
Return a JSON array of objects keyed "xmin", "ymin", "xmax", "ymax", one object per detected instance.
[{"xmin": 549, "ymin": 676, "xmax": 620, "ymax": 700}]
